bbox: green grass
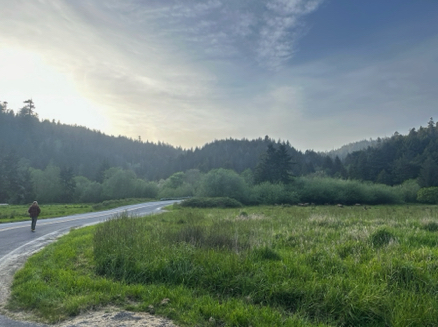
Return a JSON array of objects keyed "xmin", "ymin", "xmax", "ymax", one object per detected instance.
[
  {"xmin": 0, "ymin": 198, "xmax": 154, "ymax": 223},
  {"xmin": 7, "ymin": 205, "xmax": 438, "ymax": 326}
]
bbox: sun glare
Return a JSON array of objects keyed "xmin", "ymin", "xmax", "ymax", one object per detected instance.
[{"xmin": 0, "ymin": 47, "xmax": 109, "ymax": 132}]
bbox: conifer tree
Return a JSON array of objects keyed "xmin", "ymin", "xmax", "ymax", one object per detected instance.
[
  {"xmin": 418, "ymin": 157, "xmax": 438, "ymax": 187},
  {"xmin": 60, "ymin": 167, "xmax": 76, "ymax": 202},
  {"xmin": 254, "ymin": 144, "xmax": 293, "ymax": 184},
  {"xmin": 20, "ymin": 99, "xmax": 37, "ymax": 117},
  {"xmin": 276, "ymin": 144, "xmax": 293, "ymax": 184}
]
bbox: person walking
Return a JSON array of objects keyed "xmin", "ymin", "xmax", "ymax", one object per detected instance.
[{"xmin": 28, "ymin": 201, "xmax": 41, "ymax": 232}]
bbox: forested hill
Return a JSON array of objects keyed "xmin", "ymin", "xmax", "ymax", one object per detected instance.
[
  {"xmin": 0, "ymin": 106, "xmax": 182, "ymax": 181},
  {"xmin": 344, "ymin": 118, "xmax": 438, "ymax": 187},
  {"xmin": 170, "ymin": 137, "xmax": 326, "ymax": 177},
  {"xmin": 326, "ymin": 139, "xmax": 379, "ymax": 160},
  {"xmin": 1, "ymin": 101, "xmax": 437, "ymax": 192},
  {"xmin": 0, "ymin": 105, "xmax": 328, "ymax": 180}
]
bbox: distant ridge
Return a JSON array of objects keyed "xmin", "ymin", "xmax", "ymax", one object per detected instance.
[{"xmin": 325, "ymin": 139, "xmax": 380, "ymax": 160}]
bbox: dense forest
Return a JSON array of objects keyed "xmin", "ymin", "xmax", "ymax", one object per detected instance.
[
  {"xmin": 344, "ymin": 119, "xmax": 438, "ymax": 187},
  {"xmin": 0, "ymin": 100, "xmax": 436, "ymax": 205}
]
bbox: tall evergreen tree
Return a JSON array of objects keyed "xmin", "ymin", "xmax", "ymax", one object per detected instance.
[
  {"xmin": 254, "ymin": 144, "xmax": 293, "ymax": 184},
  {"xmin": 0, "ymin": 150, "xmax": 22, "ymax": 203},
  {"xmin": 333, "ymin": 156, "xmax": 347, "ymax": 178},
  {"xmin": 19, "ymin": 169, "xmax": 35, "ymax": 204},
  {"xmin": 276, "ymin": 144, "xmax": 293, "ymax": 184},
  {"xmin": 428, "ymin": 117, "xmax": 435, "ymax": 135},
  {"xmin": 0, "ymin": 151, "xmax": 6, "ymax": 203},
  {"xmin": 322, "ymin": 156, "xmax": 334, "ymax": 176},
  {"xmin": 20, "ymin": 99, "xmax": 37, "ymax": 117},
  {"xmin": 376, "ymin": 169, "xmax": 392, "ymax": 185},
  {"xmin": 60, "ymin": 167, "xmax": 76, "ymax": 202},
  {"xmin": 418, "ymin": 157, "xmax": 438, "ymax": 187},
  {"xmin": 95, "ymin": 159, "xmax": 110, "ymax": 183},
  {"xmin": 0, "ymin": 101, "xmax": 7, "ymax": 114}
]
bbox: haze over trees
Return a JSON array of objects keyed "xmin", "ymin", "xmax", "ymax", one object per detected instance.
[{"xmin": 0, "ymin": 100, "xmax": 435, "ymax": 205}]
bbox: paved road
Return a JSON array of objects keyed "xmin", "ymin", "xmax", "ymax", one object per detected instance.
[{"xmin": 0, "ymin": 200, "xmax": 178, "ymax": 327}]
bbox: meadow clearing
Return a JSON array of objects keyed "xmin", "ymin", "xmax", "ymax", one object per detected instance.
[
  {"xmin": 6, "ymin": 204, "xmax": 438, "ymax": 326},
  {"xmin": 0, "ymin": 199, "xmax": 152, "ymax": 223}
]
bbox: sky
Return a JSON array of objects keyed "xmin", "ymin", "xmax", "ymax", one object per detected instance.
[{"xmin": 0, "ymin": 0, "xmax": 437, "ymax": 151}]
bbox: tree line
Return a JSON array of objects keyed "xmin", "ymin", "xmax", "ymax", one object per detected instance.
[
  {"xmin": 0, "ymin": 100, "xmax": 436, "ymax": 205},
  {"xmin": 344, "ymin": 118, "xmax": 438, "ymax": 187}
]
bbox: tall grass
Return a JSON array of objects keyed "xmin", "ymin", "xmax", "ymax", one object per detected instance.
[
  {"xmin": 8, "ymin": 205, "xmax": 438, "ymax": 326},
  {"xmin": 92, "ymin": 205, "xmax": 438, "ymax": 326}
]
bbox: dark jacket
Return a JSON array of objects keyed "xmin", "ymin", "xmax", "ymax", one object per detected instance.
[{"xmin": 28, "ymin": 204, "xmax": 41, "ymax": 217}]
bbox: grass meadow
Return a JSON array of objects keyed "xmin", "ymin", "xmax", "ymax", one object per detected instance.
[
  {"xmin": 0, "ymin": 198, "xmax": 153, "ymax": 223},
  {"xmin": 7, "ymin": 204, "xmax": 438, "ymax": 326}
]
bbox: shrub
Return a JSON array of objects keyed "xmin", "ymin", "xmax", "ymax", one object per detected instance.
[
  {"xmin": 250, "ymin": 182, "xmax": 299, "ymax": 205},
  {"xmin": 180, "ymin": 197, "xmax": 243, "ymax": 208},
  {"xmin": 417, "ymin": 187, "xmax": 438, "ymax": 204},
  {"xmin": 397, "ymin": 179, "xmax": 421, "ymax": 203},
  {"xmin": 295, "ymin": 177, "xmax": 402, "ymax": 205},
  {"xmin": 294, "ymin": 177, "xmax": 337, "ymax": 204},
  {"xmin": 102, "ymin": 168, "xmax": 137, "ymax": 199},
  {"xmin": 158, "ymin": 183, "xmax": 194, "ymax": 199},
  {"xmin": 158, "ymin": 171, "xmax": 197, "ymax": 198},
  {"xmin": 370, "ymin": 228, "xmax": 396, "ymax": 247},
  {"xmin": 365, "ymin": 183, "xmax": 403, "ymax": 205},
  {"xmin": 80, "ymin": 182, "xmax": 104, "ymax": 203},
  {"xmin": 198, "ymin": 168, "xmax": 249, "ymax": 203},
  {"xmin": 134, "ymin": 180, "xmax": 159, "ymax": 198}
]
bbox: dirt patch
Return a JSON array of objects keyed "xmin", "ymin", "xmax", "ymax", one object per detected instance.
[{"xmin": 56, "ymin": 307, "xmax": 177, "ymax": 327}]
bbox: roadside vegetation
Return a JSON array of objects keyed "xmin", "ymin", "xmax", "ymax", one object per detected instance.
[
  {"xmin": 7, "ymin": 204, "xmax": 438, "ymax": 326},
  {"xmin": 0, "ymin": 198, "xmax": 153, "ymax": 223}
]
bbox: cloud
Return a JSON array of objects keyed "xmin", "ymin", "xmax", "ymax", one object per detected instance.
[
  {"xmin": 102, "ymin": 0, "xmax": 324, "ymax": 70},
  {"xmin": 257, "ymin": 0, "xmax": 323, "ymax": 69}
]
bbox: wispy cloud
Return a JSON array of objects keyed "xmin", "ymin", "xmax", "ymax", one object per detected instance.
[
  {"xmin": 104, "ymin": 0, "xmax": 324, "ymax": 70},
  {"xmin": 258, "ymin": 0, "xmax": 323, "ymax": 69}
]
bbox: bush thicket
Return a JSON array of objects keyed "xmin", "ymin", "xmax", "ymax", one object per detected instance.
[
  {"xmin": 250, "ymin": 182, "xmax": 299, "ymax": 205},
  {"xmin": 416, "ymin": 187, "xmax": 438, "ymax": 204},
  {"xmin": 180, "ymin": 197, "xmax": 243, "ymax": 208},
  {"xmin": 198, "ymin": 168, "xmax": 249, "ymax": 203},
  {"xmin": 21, "ymin": 162, "xmax": 423, "ymax": 205},
  {"xmin": 294, "ymin": 177, "xmax": 403, "ymax": 205}
]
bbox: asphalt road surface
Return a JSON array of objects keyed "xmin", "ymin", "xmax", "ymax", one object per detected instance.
[{"xmin": 0, "ymin": 200, "xmax": 178, "ymax": 327}]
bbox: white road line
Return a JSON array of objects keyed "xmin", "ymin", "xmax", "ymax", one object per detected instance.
[{"xmin": 0, "ymin": 230, "xmax": 64, "ymax": 264}]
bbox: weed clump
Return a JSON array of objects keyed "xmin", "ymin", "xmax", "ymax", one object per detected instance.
[
  {"xmin": 252, "ymin": 246, "xmax": 282, "ymax": 261},
  {"xmin": 387, "ymin": 263, "xmax": 429, "ymax": 291},
  {"xmin": 422, "ymin": 221, "xmax": 438, "ymax": 232},
  {"xmin": 370, "ymin": 228, "xmax": 396, "ymax": 247}
]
